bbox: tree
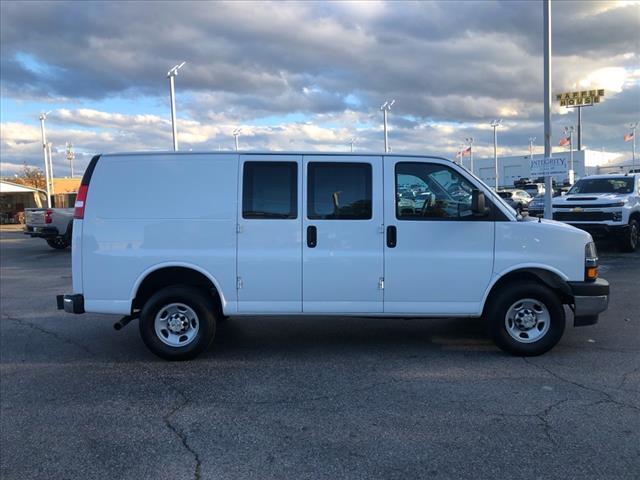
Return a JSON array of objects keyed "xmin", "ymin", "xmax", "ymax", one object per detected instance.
[{"xmin": 13, "ymin": 165, "xmax": 46, "ymax": 190}]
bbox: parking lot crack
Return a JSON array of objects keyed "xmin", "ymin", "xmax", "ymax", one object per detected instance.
[
  {"xmin": 617, "ymin": 366, "xmax": 640, "ymax": 391},
  {"xmin": 2, "ymin": 313, "xmax": 94, "ymax": 356},
  {"xmin": 522, "ymin": 358, "xmax": 640, "ymax": 413},
  {"xmin": 535, "ymin": 398, "xmax": 569, "ymax": 445},
  {"xmin": 484, "ymin": 398, "xmax": 568, "ymax": 446},
  {"xmin": 162, "ymin": 390, "xmax": 202, "ymax": 480}
]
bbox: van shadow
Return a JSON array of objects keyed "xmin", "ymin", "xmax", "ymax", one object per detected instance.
[{"xmin": 201, "ymin": 315, "xmax": 496, "ymax": 361}]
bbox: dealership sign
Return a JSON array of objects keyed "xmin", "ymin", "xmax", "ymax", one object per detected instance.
[
  {"xmin": 530, "ymin": 157, "xmax": 567, "ymax": 177},
  {"xmin": 556, "ymin": 89, "xmax": 604, "ymax": 107}
]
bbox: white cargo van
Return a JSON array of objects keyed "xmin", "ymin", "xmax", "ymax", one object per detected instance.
[{"xmin": 58, "ymin": 152, "xmax": 609, "ymax": 360}]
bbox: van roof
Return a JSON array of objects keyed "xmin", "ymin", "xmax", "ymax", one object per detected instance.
[{"xmin": 100, "ymin": 150, "xmax": 453, "ymax": 162}]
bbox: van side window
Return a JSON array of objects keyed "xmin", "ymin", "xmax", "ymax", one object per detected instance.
[
  {"xmin": 242, "ymin": 162, "xmax": 298, "ymax": 219},
  {"xmin": 307, "ymin": 162, "xmax": 372, "ymax": 220},
  {"xmin": 395, "ymin": 163, "xmax": 479, "ymax": 221}
]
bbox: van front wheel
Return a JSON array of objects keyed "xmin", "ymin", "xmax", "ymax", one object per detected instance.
[
  {"xmin": 487, "ymin": 282, "xmax": 565, "ymax": 356},
  {"xmin": 139, "ymin": 286, "xmax": 216, "ymax": 360}
]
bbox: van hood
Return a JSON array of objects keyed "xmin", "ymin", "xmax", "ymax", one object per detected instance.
[{"xmin": 522, "ymin": 215, "xmax": 592, "ymax": 238}]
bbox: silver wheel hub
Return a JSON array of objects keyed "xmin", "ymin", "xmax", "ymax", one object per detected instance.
[
  {"xmin": 515, "ymin": 309, "xmax": 538, "ymax": 329},
  {"xmin": 167, "ymin": 313, "xmax": 189, "ymax": 333},
  {"xmin": 505, "ymin": 298, "xmax": 551, "ymax": 344},
  {"xmin": 154, "ymin": 303, "xmax": 200, "ymax": 347}
]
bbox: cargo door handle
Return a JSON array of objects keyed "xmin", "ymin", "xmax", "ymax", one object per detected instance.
[
  {"xmin": 307, "ymin": 225, "xmax": 317, "ymax": 248},
  {"xmin": 386, "ymin": 225, "xmax": 397, "ymax": 248}
]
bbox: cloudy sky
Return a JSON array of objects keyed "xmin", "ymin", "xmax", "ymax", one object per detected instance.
[{"xmin": 1, "ymin": 0, "xmax": 638, "ymax": 177}]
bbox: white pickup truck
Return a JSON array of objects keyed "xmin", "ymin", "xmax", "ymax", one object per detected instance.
[
  {"xmin": 552, "ymin": 173, "xmax": 640, "ymax": 252},
  {"xmin": 24, "ymin": 208, "xmax": 74, "ymax": 249}
]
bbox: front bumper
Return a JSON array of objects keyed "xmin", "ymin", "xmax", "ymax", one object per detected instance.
[
  {"xmin": 24, "ymin": 226, "xmax": 60, "ymax": 238},
  {"xmin": 56, "ymin": 294, "xmax": 84, "ymax": 314},
  {"xmin": 568, "ymin": 278, "xmax": 610, "ymax": 326}
]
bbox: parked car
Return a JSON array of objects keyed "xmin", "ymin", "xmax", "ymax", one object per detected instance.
[
  {"xmin": 520, "ymin": 183, "xmax": 546, "ymax": 197},
  {"xmin": 24, "ymin": 207, "xmax": 74, "ymax": 249},
  {"xmin": 552, "ymin": 173, "xmax": 640, "ymax": 252},
  {"xmin": 496, "ymin": 189, "xmax": 533, "ymax": 213},
  {"xmin": 58, "ymin": 152, "xmax": 609, "ymax": 360},
  {"xmin": 528, "ymin": 194, "xmax": 545, "ymax": 217}
]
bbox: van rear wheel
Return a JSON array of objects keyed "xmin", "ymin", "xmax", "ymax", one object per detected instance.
[
  {"xmin": 487, "ymin": 282, "xmax": 565, "ymax": 356},
  {"xmin": 139, "ymin": 285, "xmax": 216, "ymax": 360}
]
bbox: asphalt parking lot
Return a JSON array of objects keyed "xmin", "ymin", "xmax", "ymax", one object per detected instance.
[{"xmin": 1, "ymin": 229, "xmax": 638, "ymax": 480}]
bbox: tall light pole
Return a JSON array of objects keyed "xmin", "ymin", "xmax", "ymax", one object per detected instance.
[
  {"xmin": 465, "ymin": 137, "xmax": 474, "ymax": 173},
  {"xmin": 543, "ymin": 0, "xmax": 553, "ymax": 219},
  {"xmin": 39, "ymin": 111, "xmax": 52, "ymax": 207},
  {"xmin": 380, "ymin": 99, "xmax": 395, "ymax": 153},
  {"xmin": 66, "ymin": 142, "xmax": 75, "ymax": 178},
  {"xmin": 564, "ymin": 126, "xmax": 575, "ymax": 184},
  {"xmin": 350, "ymin": 137, "xmax": 357, "ymax": 153},
  {"xmin": 233, "ymin": 128, "xmax": 241, "ymax": 152},
  {"xmin": 490, "ymin": 119, "xmax": 502, "ymax": 190},
  {"xmin": 630, "ymin": 122, "xmax": 638, "ymax": 172},
  {"xmin": 47, "ymin": 142, "xmax": 55, "ymax": 195},
  {"xmin": 167, "ymin": 61, "xmax": 186, "ymax": 151}
]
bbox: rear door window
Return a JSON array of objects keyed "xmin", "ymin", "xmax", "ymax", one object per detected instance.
[
  {"xmin": 307, "ymin": 162, "xmax": 372, "ymax": 220},
  {"xmin": 242, "ymin": 162, "xmax": 298, "ymax": 219}
]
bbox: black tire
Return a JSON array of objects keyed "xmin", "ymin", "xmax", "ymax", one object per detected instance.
[
  {"xmin": 486, "ymin": 281, "xmax": 565, "ymax": 356},
  {"xmin": 139, "ymin": 285, "xmax": 217, "ymax": 361},
  {"xmin": 46, "ymin": 236, "xmax": 70, "ymax": 249},
  {"xmin": 619, "ymin": 218, "xmax": 639, "ymax": 253}
]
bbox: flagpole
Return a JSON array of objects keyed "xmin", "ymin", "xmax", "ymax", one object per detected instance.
[
  {"xmin": 632, "ymin": 123, "xmax": 637, "ymax": 172},
  {"xmin": 569, "ymin": 128, "xmax": 574, "ymax": 184}
]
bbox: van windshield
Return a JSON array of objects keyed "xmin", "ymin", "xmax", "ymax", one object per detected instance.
[
  {"xmin": 457, "ymin": 166, "xmax": 517, "ymax": 216},
  {"xmin": 568, "ymin": 177, "xmax": 633, "ymax": 194}
]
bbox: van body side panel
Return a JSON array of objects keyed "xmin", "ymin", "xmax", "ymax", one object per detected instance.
[
  {"xmin": 493, "ymin": 221, "xmax": 588, "ymax": 283},
  {"xmin": 81, "ymin": 154, "xmax": 238, "ymax": 314}
]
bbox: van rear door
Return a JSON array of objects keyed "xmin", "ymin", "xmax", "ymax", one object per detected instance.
[{"xmin": 237, "ymin": 155, "xmax": 303, "ymax": 313}]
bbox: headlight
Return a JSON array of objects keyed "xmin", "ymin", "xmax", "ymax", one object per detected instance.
[{"xmin": 585, "ymin": 241, "xmax": 598, "ymax": 281}]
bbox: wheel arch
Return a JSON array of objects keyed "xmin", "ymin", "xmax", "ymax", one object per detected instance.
[
  {"xmin": 482, "ymin": 265, "xmax": 572, "ymax": 315},
  {"xmin": 131, "ymin": 263, "xmax": 226, "ymax": 314}
]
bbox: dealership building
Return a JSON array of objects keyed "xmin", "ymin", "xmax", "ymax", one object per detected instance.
[{"xmin": 468, "ymin": 149, "xmax": 625, "ymax": 188}]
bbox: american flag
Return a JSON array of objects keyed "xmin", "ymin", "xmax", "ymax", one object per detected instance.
[
  {"xmin": 624, "ymin": 132, "xmax": 634, "ymax": 142},
  {"xmin": 456, "ymin": 146, "xmax": 471, "ymax": 158},
  {"xmin": 559, "ymin": 136, "xmax": 570, "ymax": 147}
]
